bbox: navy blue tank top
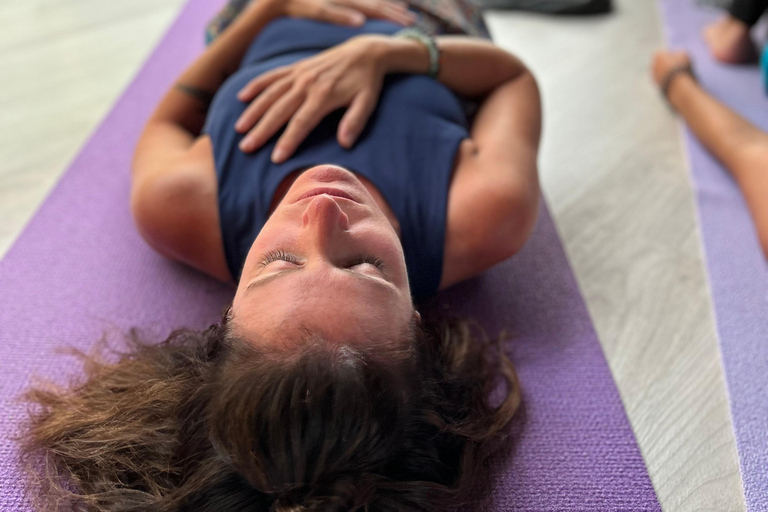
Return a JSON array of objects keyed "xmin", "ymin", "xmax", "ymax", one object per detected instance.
[{"xmin": 203, "ymin": 18, "xmax": 469, "ymax": 298}]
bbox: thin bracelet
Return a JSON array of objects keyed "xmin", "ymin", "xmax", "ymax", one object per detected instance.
[
  {"xmin": 661, "ymin": 64, "xmax": 696, "ymax": 99},
  {"xmin": 392, "ymin": 28, "xmax": 441, "ymax": 78}
]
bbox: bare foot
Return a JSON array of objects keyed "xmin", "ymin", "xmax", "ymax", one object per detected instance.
[{"xmin": 703, "ymin": 15, "xmax": 757, "ymax": 64}]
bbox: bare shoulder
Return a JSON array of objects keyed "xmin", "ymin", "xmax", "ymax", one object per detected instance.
[
  {"xmin": 440, "ymin": 135, "xmax": 540, "ymax": 290},
  {"xmin": 130, "ymin": 135, "xmax": 232, "ymax": 282},
  {"xmin": 439, "ymin": 72, "xmax": 542, "ymax": 290}
]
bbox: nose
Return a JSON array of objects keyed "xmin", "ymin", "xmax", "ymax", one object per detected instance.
[{"xmin": 302, "ymin": 194, "xmax": 350, "ymax": 235}]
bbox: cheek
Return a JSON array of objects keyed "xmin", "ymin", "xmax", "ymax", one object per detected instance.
[{"xmin": 353, "ymin": 222, "xmax": 401, "ymax": 253}]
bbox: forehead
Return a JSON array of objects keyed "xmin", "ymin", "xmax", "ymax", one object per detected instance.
[{"xmin": 234, "ymin": 269, "xmax": 411, "ymax": 346}]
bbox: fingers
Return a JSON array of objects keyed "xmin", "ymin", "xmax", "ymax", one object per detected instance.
[
  {"xmin": 239, "ymin": 89, "xmax": 306, "ymax": 153},
  {"xmin": 272, "ymin": 98, "xmax": 334, "ymax": 163},
  {"xmin": 338, "ymin": 89, "xmax": 377, "ymax": 148},
  {"xmin": 364, "ymin": 0, "xmax": 415, "ymax": 25},
  {"xmin": 237, "ymin": 67, "xmax": 292, "ymax": 102},
  {"xmin": 331, "ymin": 0, "xmax": 415, "ymax": 26},
  {"xmin": 654, "ymin": 49, "xmax": 692, "ymax": 63},
  {"xmin": 235, "ymin": 78, "xmax": 293, "ymax": 134},
  {"xmin": 316, "ymin": 4, "xmax": 366, "ymax": 26}
]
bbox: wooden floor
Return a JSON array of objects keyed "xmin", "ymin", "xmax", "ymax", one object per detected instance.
[{"xmin": 0, "ymin": 0, "xmax": 746, "ymax": 510}]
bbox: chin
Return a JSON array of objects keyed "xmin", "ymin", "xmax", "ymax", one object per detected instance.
[
  {"xmin": 299, "ymin": 165, "xmax": 360, "ymax": 186},
  {"xmin": 286, "ymin": 165, "xmax": 375, "ymax": 211}
]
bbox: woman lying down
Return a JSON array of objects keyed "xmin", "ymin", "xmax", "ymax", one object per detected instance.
[{"xmin": 20, "ymin": 1, "xmax": 541, "ymax": 510}]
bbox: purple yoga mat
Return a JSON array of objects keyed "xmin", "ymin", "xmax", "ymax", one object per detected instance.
[
  {"xmin": 0, "ymin": 1, "xmax": 660, "ymax": 509},
  {"xmin": 658, "ymin": 1, "xmax": 768, "ymax": 510}
]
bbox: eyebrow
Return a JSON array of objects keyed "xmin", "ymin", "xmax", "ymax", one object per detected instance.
[{"xmin": 244, "ymin": 267, "xmax": 395, "ymax": 294}]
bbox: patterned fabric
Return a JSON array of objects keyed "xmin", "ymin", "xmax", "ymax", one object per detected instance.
[
  {"xmin": 403, "ymin": 0, "xmax": 490, "ymax": 37},
  {"xmin": 206, "ymin": 0, "xmax": 251, "ymax": 43},
  {"xmin": 205, "ymin": 0, "xmax": 490, "ymax": 43}
]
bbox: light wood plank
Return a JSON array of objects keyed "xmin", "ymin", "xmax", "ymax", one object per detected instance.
[{"xmin": 0, "ymin": 0, "xmax": 188, "ymax": 255}]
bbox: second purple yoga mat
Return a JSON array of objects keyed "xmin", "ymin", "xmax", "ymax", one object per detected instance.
[
  {"xmin": 658, "ymin": 1, "xmax": 768, "ymax": 510},
  {"xmin": 0, "ymin": 0, "xmax": 660, "ymax": 509}
]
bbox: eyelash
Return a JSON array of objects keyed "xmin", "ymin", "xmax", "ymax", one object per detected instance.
[
  {"xmin": 261, "ymin": 250, "xmax": 385, "ymax": 270},
  {"xmin": 261, "ymin": 250, "xmax": 299, "ymax": 266},
  {"xmin": 348, "ymin": 255, "xmax": 386, "ymax": 270}
]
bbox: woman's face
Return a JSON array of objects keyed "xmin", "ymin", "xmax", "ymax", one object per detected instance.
[{"xmin": 232, "ymin": 165, "xmax": 415, "ymax": 347}]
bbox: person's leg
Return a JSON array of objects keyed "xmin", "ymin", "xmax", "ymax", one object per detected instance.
[
  {"xmin": 702, "ymin": 0, "xmax": 768, "ymax": 63},
  {"xmin": 654, "ymin": 50, "xmax": 768, "ymax": 256}
]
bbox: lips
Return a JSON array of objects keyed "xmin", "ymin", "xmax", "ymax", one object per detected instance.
[{"xmin": 294, "ymin": 187, "xmax": 359, "ymax": 204}]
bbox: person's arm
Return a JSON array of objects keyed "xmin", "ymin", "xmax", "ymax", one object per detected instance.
[
  {"xmin": 667, "ymin": 75, "xmax": 767, "ymax": 177},
  {"xmin": 382, "ymin": 36, "xmax": 541, "ymax": 288},
  {"xmin": 438, "ymin": 63, "xmax": 541, "ymax": 288},
  {"xmin": 235, "ymin": 35, "xmax": 531, "ymax": 161},
  {"xmin": 654, "ymin": 50, "xmax": 768, "ymax": 256},
  {"xmin": 129, "ymin": 1, "xmax": 285, "ymax": 283},
  {"xmin": 132, "ymin": 0, "xmax": 283, "ymax": 194},
  {"xmin": 381, "ymin": 35, "xmax": 529, "ymax": 96}
]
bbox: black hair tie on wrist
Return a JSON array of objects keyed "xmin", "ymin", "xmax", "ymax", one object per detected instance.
[{"xmin": 661, "ymin": 63, "xmax": 697, "ymax": 100}]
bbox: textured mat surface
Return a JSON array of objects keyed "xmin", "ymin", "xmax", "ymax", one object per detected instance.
[
  {"xmin": 0, "ymin": 0, "xmax": 659, "ymax": 509},
  {"xmin": 658, "ymin": 1, "xmax": 768, "ymax": 510}
]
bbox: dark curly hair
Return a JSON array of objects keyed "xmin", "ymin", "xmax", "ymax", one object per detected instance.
[{"xmin": 18, "ymin": 310, "xmax": 520, "ymax": 512}]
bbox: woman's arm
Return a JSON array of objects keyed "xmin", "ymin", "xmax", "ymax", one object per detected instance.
[
  {"xmin": 380, "ymin": 35, "xmax": 529, "ymax": 97},
  {"xmin": 386, "ymin": 37, "xmax": 541, "ymax": 288},
  {"xmin": 438, "ymin": 59, "xmax": 541, "ymax": 289},
  {"xmin": 374, "ymin": 37, "xmax": 542, "ymax": 288},
  {"xmin": 133, "ymin": 0, "xmax": 283, "ymax": 187},
  {"xmin": 653, "ymin": 50, "xmax": 768, "ymax": 256},
  {"xmin": 387, "ymin": 37, "xmax": 543, "ymax": 287},
  {"xmin": 130, "ymin": 1, "xmax": 285, "ymax": 283},
  {"xmin": 235, "ymin": 34, "xmax": 531, "ymax": 161}
]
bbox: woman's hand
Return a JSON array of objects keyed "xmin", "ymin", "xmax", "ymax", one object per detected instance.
[
  {"xmin": 274, "ymin": 0, "xmax": 415, "ymax": 27},
  {"xmin": 235, "ymin": 36, "xmax": 390, "ymax": 162},
  {"xmin": 651, "ymin": 50, "xmax": 692, "ymax": 88}
]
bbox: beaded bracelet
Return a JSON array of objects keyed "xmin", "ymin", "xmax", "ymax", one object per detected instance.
[{"xmin": 393, "ymin": 28, "xmax": 441, "ymax": 79}]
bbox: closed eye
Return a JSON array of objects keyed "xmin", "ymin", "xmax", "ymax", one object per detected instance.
[
  {"xmin": 260, "ymin": 249, "xmax": 300, "ymax": 267},
  {"xmin": 345, "ymin": 255, "xmax": 385, "ymax": 271},
  {"xmin": 260, "ymin": 250, "xmax": 385, "ymax": 271}
]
